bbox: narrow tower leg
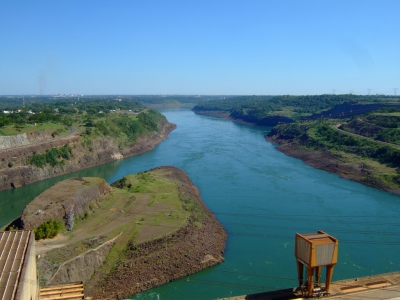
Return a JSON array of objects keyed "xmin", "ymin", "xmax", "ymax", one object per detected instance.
[
  {"xmin": 315, "ymin": 266, "xmax": 322, "ymax": 286},
  {"xmin": 325, "ymin": 265, "xmax": 335, "ymax": 292},
  {"xmin": 297, "ymin": 260, "xmax": 304, "ymax": 287},
  {"xmin": 307, "ymin": 267, "xmax": 314, "ymax": 296}
]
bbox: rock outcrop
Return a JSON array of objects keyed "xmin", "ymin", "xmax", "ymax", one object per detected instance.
[
  {"xmin": 87, "ymin": 167, "xmax": 227, "ymax": 299},
  {"xmin": 0, "ymin": 131, "xmax": 53, "ymax": 150},
  {"xmin": 48, "ymin": 235, "xmax": 119, "ymax": 285},
  {"xmin": 21, "ymin": 177, "xmax": 112, "ymax": 230},
  {"xmin": 0, "ymin": 117, "xmax": 176, "ymax": 191},
  {"xmin": 27, "ymin": 167, "xmax": 226, "ymax": 299}
]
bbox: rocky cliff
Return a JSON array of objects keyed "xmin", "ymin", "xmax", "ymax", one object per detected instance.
[
  {"xmin": 47, "ymin": 235, "xmax": 119, "ymax": 285},
  {"xmin": 0, "ymin": 130, "xmax": 53, "ymax": 150},
  {"xmin": 28, "ymin": 167, "xmax": 226, "ymax": 299},
  {"xmin": 86, "ymin": 167, "xmax": 227, "ymax": 299},
  {"xmin": 0, "ymin": 118, "xmax": 176, "ymax": 191},
  {"xmin": 21, "ymin": 177, "xmax": 112, "ymax": 230}
]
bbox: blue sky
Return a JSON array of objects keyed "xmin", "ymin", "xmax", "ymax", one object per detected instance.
[{"xmin": 1, "ymin": 0, "xmax": 399, "ymax": 95}]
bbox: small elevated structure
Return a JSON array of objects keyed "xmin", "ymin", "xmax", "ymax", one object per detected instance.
[
  {"xmin": 295, "ymin": 230, "xmax": 338, "ymax": 297},
  {"xmin": 0, "ymin": 230, "xmax": 37, "ymax": 300}
]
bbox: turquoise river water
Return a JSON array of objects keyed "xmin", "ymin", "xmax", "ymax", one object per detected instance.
[{"xmin": 1, "ymin": 109, "xmax": 400, "ymax": 300}]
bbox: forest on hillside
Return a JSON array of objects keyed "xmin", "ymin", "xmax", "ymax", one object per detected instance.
[{"xmin": 193, "ymin": 94, "xmax": 400, "ymax": 123}]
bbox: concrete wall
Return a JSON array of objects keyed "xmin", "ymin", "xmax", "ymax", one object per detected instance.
[{"xmin": 15, "ymin": 231, "xmax": 38, "ymax": 300}]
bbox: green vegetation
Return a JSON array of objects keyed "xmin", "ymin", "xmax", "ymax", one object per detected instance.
[
  {"xmin": 272, "ymin": 119, "xmax": 400, "ymax": 168},
  {"xmin": 0, "ymin": 98, "xmax": 167, "ymax": 168},
  {"xmin": 182, "ymin": 197, "xmax": 204, "ymax": 223},
  {"xmin": 92, "ymin": 109, "xmax": 164, "ymax": 143},
  {"xmin": 0, "ymin": 97, "xmax": 145, "ymax": 135},
  {"xmin": 268, "ymin": 109, "xmax": 400, "ymax": 189},
  {"xmin": 34, "ymin": 219, "xmax": 64, "ymax": 240},
  {"xmin": 340, "ymin": 108, "xmax": 400, "ymax": 145},
  {"xmin": 30, "ymin": 144, "xmax": 73, "ymax": 167},
  {"xmin": 37, "ymin": 169, "xmax": 192, "ymax": 282},
  {"xmin": 193, "ymin": 94, "xmax": 400, "ymax": 124}
]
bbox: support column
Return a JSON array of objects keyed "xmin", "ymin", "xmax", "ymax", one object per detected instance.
[
  {"xmin": 297, "ymin": 260, "xmax": 304, "ymax": 287},
  {"xmin": 325, "ymin": 265, "xmax": 335, "ymax": 292},
  {"xmin": 315, "ymin": 266, "xmax": 322, "ymax": 285},
  {"xmin": 307, "ymin": 267, "xmax": 314, "ymax": 296}
]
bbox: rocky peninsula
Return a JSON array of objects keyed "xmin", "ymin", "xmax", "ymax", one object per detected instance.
[{"xmin": 18, "ymin": 166, "xmax": 226, "ymax": 299}]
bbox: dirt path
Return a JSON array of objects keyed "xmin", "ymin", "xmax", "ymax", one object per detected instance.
[{"xmin": 333, "ymin": 123, "xmax": 400, "ymax": 148}]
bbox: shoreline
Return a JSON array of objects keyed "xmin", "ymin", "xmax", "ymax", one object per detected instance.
[
  {"xmin": 15, "ymin": 166, "xmax": 226, "ymax": 299},
  {"xmin": 0, "ymin": 118, "xmax": 176, "ymax": 191},
  {"xmin": 85, "ymin": 166, "xmax": 227, "ymax": 299},
  {"xmin": 265, "ymin": 134, "xmax": 400, "ymax": 196},
  {"xmin": 192, "ymin": 109, "xmax": 400, "ymax": 196}
]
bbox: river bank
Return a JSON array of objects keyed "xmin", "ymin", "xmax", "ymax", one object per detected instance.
[
  {"xmin": 194, "ymin": 110, "xmax": 400, "ymax": 196},
  {"xmin": 88, "ymin": 167, "xmax": 227, "ymax": 299},
  {"xmin": 19, "ymin": 166, "xmax": 226, "ymax": 299},
  {"xmin": 0, "ymin": 117, "xmax": 176, "ymax": 191},
  {"xmin": 265, "ymin": 133, "xmax": 400, "ymax": 196},
  {"xmin": 192, "ymin": 109, "xmax": 294, "ymax": 126},
  {"xmin": 3, "ymin": 109, "xmax": 400, "ymax": 300}
]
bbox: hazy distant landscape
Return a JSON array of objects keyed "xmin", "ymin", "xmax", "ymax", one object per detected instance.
[{"xmin": 2, "ymin": 0, "xmax": 400, "ymax": 299}]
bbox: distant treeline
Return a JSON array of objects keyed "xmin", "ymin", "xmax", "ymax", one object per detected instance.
[
  {"xmin": 193, "ymin": 94, "xmax": 400, "ymax": 123},
  {"xmin": 132, "ymin": 95, "xmax": 224, "ymax": 105},
  {"xmin": 0, "ymin": 98, "xmax": 144, "ymax": 128},
  {"xmin": 0, "ymin": 95, "xmax": 226, "ymax": 110}
]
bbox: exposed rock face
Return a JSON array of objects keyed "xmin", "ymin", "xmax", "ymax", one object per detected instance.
[
  {"xmin": 48, "ymin": 236, "xmax": 118, "ymax": 285},
  {"xmin": 21, "ymin": 177, "xmax": 112, "ymax": 230},
  {"xmin": 87, "ymin": 167, "xmax": 227, "ymax": 299},
  {"xmin": 26, "ymin": 166, "xmax": 225, "ymax": 299},
  {"xmin": 0, "ymin": 118, "xmax": 176, "ymax": 191},
  {"xmin": 265, "ymin": 132, "xmax": 400, "ymax": 195},
  {"xmin": 0, "ymin": 131, "xmax": 53, "ymax": 150}
]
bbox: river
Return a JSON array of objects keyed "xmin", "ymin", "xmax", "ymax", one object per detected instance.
[{"xmin": 1, "ymin": 109, "xmax": 400, "ymax": 300}]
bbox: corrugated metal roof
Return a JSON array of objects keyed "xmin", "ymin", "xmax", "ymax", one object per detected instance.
[{"xmin": 0, "ymin": 230, "xmax": 32, "ymax": 300}]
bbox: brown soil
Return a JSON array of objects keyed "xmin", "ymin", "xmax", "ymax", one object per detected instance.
[
  {"xmin": 86, "ymin": 166, "xmax": 227, "ymax": 299},
  {"xmin": 27, "ymin": 166, "xmax": 226, "ymax": 299}
]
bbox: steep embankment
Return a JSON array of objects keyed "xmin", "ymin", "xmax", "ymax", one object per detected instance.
[
  {"xmin": 0, "ymin": 130, "xmax": 53, "ymax": 150},
  {"xmin": 21, "ymin": 177, "xmax": 112, "ymax": 229},
  {"xmin": 0, "ymin": 118, "xmax": 176, "ymax": 191},
  {"xmin": 266, "ymin": 125, "xmax": 400, "ymax": 195},
  {"xmin": 20, "ymin": 167, "xmax": 226, "ymax": 299}
]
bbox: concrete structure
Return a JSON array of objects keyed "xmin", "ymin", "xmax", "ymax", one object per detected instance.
[
  {"xmin": 223, "ymin": 271, "xmax": 400, "ymax": 299},
  {"xmin": 0, "ymin": 230, "xmax": 37, "ymax": 300},
  {"xmin": 294, "ymin": 230, "xmax": 338, "ymax": 296},
  {"xmin": 39, "ymin": 282, "xmax": 84, "ymax": 300}
]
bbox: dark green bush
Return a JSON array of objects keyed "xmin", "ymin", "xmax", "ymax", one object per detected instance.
[{"xmin": 34, "ymin": 219, "xmax": 64, "ymax": 240}]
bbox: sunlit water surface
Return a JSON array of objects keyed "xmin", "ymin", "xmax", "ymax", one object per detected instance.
[{"xmin": 1, "ymin": 109, "xmax": 399, "ymax": 300}]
